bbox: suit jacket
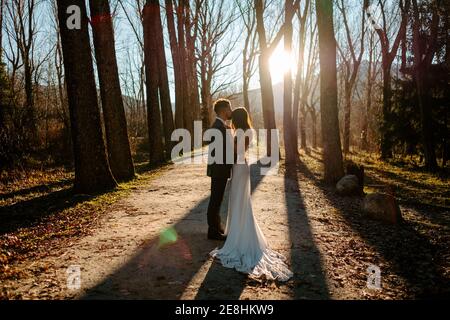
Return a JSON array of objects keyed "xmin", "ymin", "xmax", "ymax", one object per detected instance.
[{"xmin": 207, "ymin": 119, "xmax": 233, "ymax": 179}]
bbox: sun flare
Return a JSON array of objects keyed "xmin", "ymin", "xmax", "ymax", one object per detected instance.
[{"xmin": 269, "ymin": 46, "xmax": 297, "ymax": 83}]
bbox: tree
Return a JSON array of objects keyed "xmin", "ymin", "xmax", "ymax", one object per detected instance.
[
  {"xmin": 237, "ymin": 0, "xmax": 258, "ymax": 114},
  {"xmin": 57, "ymin": 0, "xmax": 117, "ymax": 193},
  {"xmin": 293, "ymin": 0, "xmax": 311, "ymax": 151},
  {"xmin": 254, "ymin": 0, "xmax": 298, "ymax": 156},
  {"xmin": 336, "ymin": 0, "xmax": 366, "ymax": 154},
  {"xmin": 0, "ymin": 0, "xmax": 3, "ymax": 59},
  {"xmin": 0, "ymin": 0, "xmax": 5, "ymax": 123},
  {"xmin": 197, "ymin": 0, "xmax": 238, "ymax": 129},
  {"xmin": 365, "ymin": 0, "xmax": 410, "ymax": 159},
  {"xmin": 361, "ymin": 30, "xmax": 380, "ymax": 151},
  {"xmin": 283, "ymin": 0, "xmax": 297, "ymax": 164},
  {"xmin": 411, "ymin": 0, "xmax": 439, "ymax": 170},
  {"xmin": 165, "ymin": 0, "xmax": 200, "ymax": 135},
  {"xmin": 4, "ymin": 0, "xmax": 39, "ymax": 146},
  {"xmin": 117, "ymin": 0, "xmax": 147, "ymax": 138},
  {"xmin": 184, "ymin": 0, "xmax": 201, "ymax": 122},
  {"xmin": 315, "ymin": 0, "xmax": 344, "ymax": 183},
  {"xmin": 143, "ymin": 0, "xmax": 175, "ymax": 160},
  {"xmin": 89, "ymin": 0, "xmax": 135, "ymax": 181},
  {"xmin": 165, "ymin": 0, "xmax": 184, "ymax": 129},
  {"xmin": 143, "ymin": 0, "xmax": 164, "ymax": 164},
  {"xmin": 293, "ymin": 0, "xmax": 320, "ymax": 152}
]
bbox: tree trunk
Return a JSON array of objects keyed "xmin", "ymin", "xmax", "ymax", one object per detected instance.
[
  {"xmin": 143, "ymin": 0, "xmax": 164, "ymax": 164},
  {"xmin": 258, "ymin": 53, "xmax": 277, "ymax": 156},
  {"xmin": 299, "ymin": 110, "xmax": 307, "ymax": 150},
  {"xmin": 255, "ymin": 0, "xmax": 277, "ymax": 156},
  {"xmin": 177, "ymin": 0, "xmax": 193, "ymax": 136},
  {"xmin": 165, "ymin": 0, "xmax": 184, "ymax": 129},
  {"xmin": 184, "ymin": 1, "xmax": 201, "ymax": 121},
  {"xmin": 380, "ymin": 64, "xmax": 392, "ymax": 159},
  {"xmin": 343, "ymin": 84, "xmax": 351, "ymax": 154},
  {"xmin": 23, "ymin": 57, "xmax": 37, "ymax": 146},
  {"xmin": 242, "ymin": 27, "xmax": 252, "ymax": 114},
  {"xmin": 443, "ymin": 108, "xmax": 449, "ymax": 167},
  {"xmin": 371, "ymin": 0, "xmax": 410, "ymax": 160},
  {"xmin": 243, "ymin": 78, "xmax": 250, "ymax": 113},
  {"xmin": 316, "ymin": 0, "xmax": 344, "ymax": 183},
  {"xmin": 89, "ymin": 0, "xmax": 135, "ymax": 181},
  {"xmin": 57, "ymin": 0, "xmax": 117, "ymax": 193},
  {"xmin": 283, "ymin": 0, "xmax": 296, "ymax": 164},
  {"xmin": 416, "ymin": 76, "xmax": 437, "ymax": 170},
  {"xmin": 293, "ymin": 2, "xmax": 308, "ymax": 151},
  {"xmin": 412, "ymin": 0, "xmax": 438, "ymax": 171},
  {"xmin": 147, "ymin": 0, "xmax": 175, "ymax": 159},
  {"xmin": 361, "ymin": 34, "xmax": 374, "ymax": 151},
  {"xmin": 0, "ymin": 0, "xmax": 5, "ymax": 128},
  {"xmin": 311, "ymin": 110, "xmax": 317, "ymax": 149}
]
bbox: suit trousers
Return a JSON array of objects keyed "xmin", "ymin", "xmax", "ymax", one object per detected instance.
[{"xmin": 206, "ymin": 177, "xmax": 228, "ymax": 234}]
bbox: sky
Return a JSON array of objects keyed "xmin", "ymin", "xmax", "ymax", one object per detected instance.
[{"xmin": 0, "ymin": 0, "xmax": 392, "ymax": 103}]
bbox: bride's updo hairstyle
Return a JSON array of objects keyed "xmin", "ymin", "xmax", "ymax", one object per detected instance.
[{"xmin": 231, "ymin": 107, "xmax": 252, "ymax": 131}]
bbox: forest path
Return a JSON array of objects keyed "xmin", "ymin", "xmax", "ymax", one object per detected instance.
[{"xmin": 5, "ymin": 157, "xmax": 445, "ymax": 299}]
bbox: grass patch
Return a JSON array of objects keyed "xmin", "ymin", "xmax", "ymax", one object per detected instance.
[
  {"xmin": 301, "ymin": 148, "xmax": 449, "ymax": 208},
  {"xmin": 347, "ymin": 152, "xmax": 450, "ymax": 208}
]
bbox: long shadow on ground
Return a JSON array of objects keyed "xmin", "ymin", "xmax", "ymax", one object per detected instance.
[
  {"xmin": 82, "ymin": 162, "xmax": 267, "ymax": 300},
  {"xmin": 296, "ymin": 158, "xmax": 449, "ymax": 298},
  {"xmin": 284, "ymin": 161, "xmax": 330, "ymax": 299},
  {"xmin": 0, "ymin": 187, "xmax": 94, "ymax": 236}
]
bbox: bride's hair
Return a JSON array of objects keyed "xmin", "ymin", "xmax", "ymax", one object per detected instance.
[{"xmin": 231, "ymin": 107, "xmax": 252, "ymax": 130}]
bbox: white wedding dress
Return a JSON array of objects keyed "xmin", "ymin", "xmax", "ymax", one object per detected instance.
[{"xmin": 210, "ymin": 133, "xmax": 293, "ymax": 282}]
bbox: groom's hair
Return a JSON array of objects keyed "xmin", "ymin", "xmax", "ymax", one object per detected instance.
[{"xmin": 213, "ymin": 99, "xmax": 231, "ymax": 114}]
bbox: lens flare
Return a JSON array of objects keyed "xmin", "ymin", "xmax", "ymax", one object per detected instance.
[{"xmin": 158, "ymin": 227, "xmax": 178, "ymax": 248}]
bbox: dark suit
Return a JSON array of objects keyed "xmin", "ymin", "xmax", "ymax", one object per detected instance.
[{"xmin": 206, "ymin": 118, "xmax": 233, "ymax": 235}]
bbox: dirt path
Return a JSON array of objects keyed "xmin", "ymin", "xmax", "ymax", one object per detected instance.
[{"xmin": 3, "ymin": 159, "xmax": 448, "ymax": 299}]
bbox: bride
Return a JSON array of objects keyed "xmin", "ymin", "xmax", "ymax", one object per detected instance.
[{"xmin": 210, "ymin": 107, "xmax": 293, "ymax": 282}]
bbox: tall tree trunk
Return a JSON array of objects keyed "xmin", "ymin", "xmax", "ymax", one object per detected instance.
[
  {"xmin": 257, "ymin": 52, "xmax": 277, "ymax": 156},
  {"xmin": 293, "ymin": 0, "xmax": 309, "ymax": 151},
  {"xmin": 338, "ymin": 0, "xmax": 365, "ymax": 155},
  {"xmin": 23, "ymin": 56, "xmax": 37, "ymax": 147},
  {"xmin": 89, "ymin": 0, "xmax": 135, "ymax": 181},
  {"xmin": 0, "ymin": 0, "xmax": 3, "ymax": 59},
  {"xmin": 57, "ymin": 0, "xmax": 117, "ymax": 193},
  {"xmin": 380, "ymin": 64, "xmax": 393, "ymax": 159},
  {"xmin": 412, "ymin": 0, "xmax": 438, "ymax": 170},
  {"xmin": 283, "ymin": 0, "xmax": 296, "ymax": 164},
  {"xmin": 255, "ymin": 0, "xmax": 277, "ymax": 156},
  {"xmin": 343, "ymin": 84, "xmax": 351, "ymax": 154},
  {"xmin": 165, "ymin": 0, "xmax": 183, "ymax": 129},
  {"xmin": 200, "ymin": 66, "xmax": 210, "ymax": 130},
  {"xmin": 299, "ymin": 110, "xmax": 307, "ymax": 150},
  {"xmin": 361, "ymin": 33, "xmax": 375, "ymax": 151},
  {"xmin": 0, "ymin": 0, "xmax": 4, "ymax": 128},
  {"xmin": 316, "ymin": 0, "xmax": 344, "ymax": 183},
  {"xmin": 143, "ymin": 0, "xmax": 164, "ymax": 164},
  {"xmin": 311, "ymin": 109, "xmax": 317, "ymax": 149},
  {"xmin": 243, "ymin": 78, "xmax": 250, "ymax": 113},
  {"xmin": 242, "ymin": 26, "xmax": 252, "ymax": 114},
  {"xmin": 147, "ymin": 0, "xmax": 175, "ymax": 159},
  {"xmin": 177, "ymin": 0, "xmax": 193, "ymax": 136},
  {"xmin": 367, "ymin": 0, "xmax": 410, "ymax": 159},
  {"xmin": 416, "ymin": 76, "xmax": 437, "ymax": 170},
  {"xmin": 184, "ymin": 1, "xmax": 201, "ymax": 121}
]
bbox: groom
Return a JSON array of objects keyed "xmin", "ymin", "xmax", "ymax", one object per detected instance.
[{"xmin": 206, "ymin": 99, "xmax": 233, "ymax": 241}]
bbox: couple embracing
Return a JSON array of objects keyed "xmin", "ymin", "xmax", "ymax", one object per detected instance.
[{"xmin": 205, "ymin": 99, "xmax": 293, "ymax": 282}]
